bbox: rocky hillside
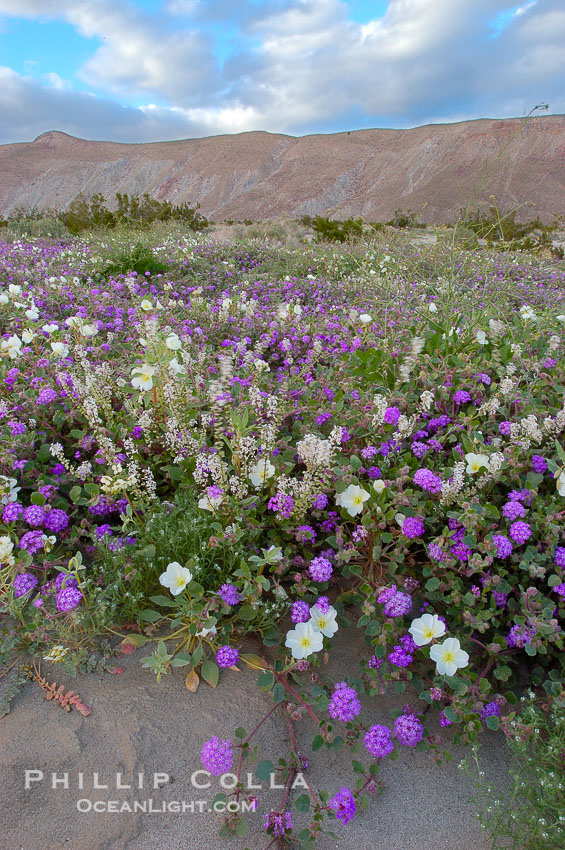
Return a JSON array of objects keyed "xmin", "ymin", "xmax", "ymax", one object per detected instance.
[{"xmin": 1, "ymin": 116, "xmax": 564, "ymax": 223}]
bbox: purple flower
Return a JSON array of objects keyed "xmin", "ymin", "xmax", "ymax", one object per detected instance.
[
  {"xmin": 218, "ymin": 583, "xmax": 239, "ymax": 606},
  {"xmin": 383, "ymin": 590, "xmax": 413, "ymax": 618},
  {"xmin": 328, "ymin": 787, "xmax": 356, "ymax": 824},
  {"xmin": 264, "ymin": 811, "xmax": 293, "ymax": 837},
  {"xmin": 95, "ymin": 524, "xmax": 112, "ymax": 539},
  {"xmin": 367, "ymin": 465, "xmax": 381, "ymax": 479},
  {"xmin": 364, "ymin": 725, "xmax": 394, "ymax": 758},
  {"xmin": 13, "ymin": 572, "xmax": 38, "ymax": 597},
  {"xmin": 36, "ymin": 387, "xmax": 58, "ymax": 405},
  {"xmin": 480, "ymin": 701, "xmax": 501, "ymax": 725},
  {"xmin": 450, "ymin": 543, "xmax": 472, "ymax": 562},
  {"xmin": 56, "ymin": 586, "xmax": 83, "ymax": 612},
  {"xmin": 312, "ymin": 493, "xmax": 328, "ymax": 510},
  {"xmin": 427, "ymin": 543, "xmax": 446, "ymax": 561},
  {"xmin": 509, "ymin": 521, "xmax": 532, "ymax": 545},
  {"xmin": 439, "ymin": 711, "xmax": 452, "ymax": 727},
  {"xmin": 411, "ymin": 441, "xmax": 428, "ymax": 459},
  {"xmin": 44, "ymin": 509, "xmax": 69, "ymax": 533},
  {"xmin": 493, "ymin": 534, "xmax": 513, "ymax": 559},
  {"xmin": 394, "ymin": 714, "xmax": 424, "ymax": 746},
  {"xmin": 315, "ymin": 596, "xmax": 330, "ymax": 613},
  {"xmin": 268, "ymin": 493, "xmax": 294, "ymax": 518},
  {"xmin": 531, "ymin": 455, "xmax": 547, "ymax": 475},
  {"xmin": 506, "ymin": 624, "xmax": 536, "ymax": 648},
  {"xmin": 296, "ymin": 524, "xmax": 316, "ymax": 543},
  {"xmin": 2, "ymin": 502, "xmax": 23, "ymax": 523},
  {"xmin": 413, "ymin": 468, "xmax": 442, "ymax": 493},
  {"xmin": 291, "ymin": 600, "xmax": 310, "ymax": 623},
  {"xmin": 388, "ymin": 645, "xmax": 413, "ymax": 667},
  {"xmin": 502, "ymin": 501, "xmax": 526, "ymax": 521},
  {"xmin": 498, "ymin": 421, "xmax": 512, "ymax": 436},
  {"xmin": 328, "ymin": 682, "xmax": 362, "ymax": 722},
  {"xmin": 368, "ymin": 655, "xmax": 383, "ymax": 669},
  {"xmin": 383, "ymin": 406, "xmax": 401, "ymax": 425},
  {"xmin": 361, "ymin": 446, "xmax": 378, "ymax": 459},
  {"xmin": 474, "ymin": 373, "xmax": 491, "ymax": 386},
  {"xmin": 402, "ymin": 516, "xmax": 425, "ymax": 539},
  {"xmin": 216, "ymin": 645, "xmax": 239, "ymax": 668},
  {"xmin": 453, "ymin": 390, "xmax": 471, "ymax": 405},
  {"xmin": 316, "ymin": 412, "xmax": 332, "ymax": 427},
  {"xmin": 492, "ymin": 591, "xmax": 508, "ymax": 608},
  {"xmin": 400, "ymin": 634, "xmax": 418, "ymax": 653},
  {"xmin": 308, "ymin": 556, "xmax": 333, "ymax": 582},
  {"xmin": 553, "ymin": 582, "xmax": 565, "ymax": 598},
  {"xmin": 19, "ymin": 530, "xmax": 45, "ymax": 554},
  {"xmin": 23, "ymin": 505, "xmax": 46, "ymax": 527},
  {"xmin": 200, "ymin": 737, "xmax": 233, "ymax": 775},
  {"xmin": 555, "ymin": 547, "xmax": 565, "ymax": 569},
  {"xmin": 55, "ymin": 573, "xmax": 78, "ymax": 590}
]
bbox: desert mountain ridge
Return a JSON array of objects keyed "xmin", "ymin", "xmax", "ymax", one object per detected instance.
[{"xmin": 1, "ymin": 116, "xmax": 564, "ymax": 223}]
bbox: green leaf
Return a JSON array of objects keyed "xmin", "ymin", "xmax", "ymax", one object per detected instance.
[
  {"xmin": 149, "ymin": 594, "xmax": 178, "ymax": 608},
  {"xmin": 235, "ymin": 727, "xmax": 247, "ymax": 739},
  {"xmin": 273, "ymin": 682, "xmax": 284, "ymax": 703},
  {"xmin": 201, "ymin": 660, "xmax": 219, "ymax": 688},
  {"xmin": 30, "ymin": 492, "xmax": 46, "ymax": 506},
  {"xmin": 69, "ymin": 485, "xmax": 82, "ymax": 504},
  {"xmin": 237, "ymin": 604, "xmax": 258, "ymax": 621},
  {"xmin": 191, "ymin": 645, "xmax": 203, "ymax": 667},
  {"xmin": 235, "ymin": 818, "xmax": 247, "ymax": 838},
  {"xmin": 294, "ymin": 793, "xmax": 310, "ymax": 813},
  {"xmin": 257, "ymin": 670, "xmax": 275, "ymax": 689},
  {"xmin": 425, "ymin": 577, "xmax": 440, "ymax": 592},
  {"xmin": 255, "ymin": 760, "xmax": 274, "ymax": 781},
  {"xmin": 486, "ymin": 715, "xmax": 499, "ymax": 731},
  {"xmin": 139, "ymin": 609, "xmax": 161, "ymax": 622},
  {"xmin": 170, "ymin": 651, "xmax": 192, "ymax": 667},
  {"xmin": 312, "ymin": 735, "xmax": 324, "ymax": 752}
]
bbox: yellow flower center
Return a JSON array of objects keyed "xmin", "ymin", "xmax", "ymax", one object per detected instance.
[
  {"xmin": 352, "ymin": 495, "xmax": 363, "ymax": 506},
  {"xmin": 443, "ymin": 650, "xmax": 455, "ymax": 663},
  {"xmin": 175, "ymin": 576, "xmax": 186, "ymax": 588},
  {"xmin": 299, "ymin": 637, "xmax": 312, "ymax": 648},
  {"xmin": 317, "ymin": 617, "xmax": 328, "ymax": 629},
  {"xmin": 423, "ymin": 627, "xmax": 435, "ymax": 640}
]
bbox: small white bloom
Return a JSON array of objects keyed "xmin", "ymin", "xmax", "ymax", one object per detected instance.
[
  {"xmin": 159, "ymin": 561, "xmax": 193, "ymax": 596},
  {"xmin": 359, "ymin": 313, "xmax": 372, "ymax": 324},
  {"xmin": 0, "ymin": 294, "xmax": 9, "ymax": 304},
  {"xmin": 475, "ymin": 330, "xmax": 488, "ymax": 345},
  {"xmin": 285, "ymin": 622, "xmax": 324, "ymax": 659},
  {"xmin": 25, "ymin": 307, "xmax": 40, "ymax": 321},
  {"xmin": 465, "ymin": 452, "xmax": 489, "ymax": 474},
  {"xmin": 165, "ymin": 332, "xmax": 182, "ymax": 351},
  {"xmin": 81, "ymin": 323, "xmax": 98, "ymax": 337},
  {"xmin": 196, "ymin": 624, "xmax": 217, "ymax": 638},
  {"xmin": 519, "ymin": 304, "xmax": 536, "ymax": 321},
  {"xmin": 293, "ymin": 304, "xmax": 302, "ymax": 316},
  {"xmin": 0, "ymin": 476, "xmax": 20, "ymax": 505},
  {"xmin": 198, "ymin": 492, "xmax": 223, "ymax": 511},
  {"xmin": 556, "ymin": 315, "xmax": 565, "ymax": 323},
  {"xmin": 50, "ymin": 341, "xmax": 69, "ymax": 358},
  {"xmin": 409, "ymin": 613, "xmax": 446, "ymax": 646},
  {"xmin": 308, "ymin": 605, "xmax": 338, "ymax": 637},
  {"xmin": 373, "ymin": 479, "xmax": 386, "ymax": 494},
  {"xmin": 8, "ymin": 284, "xmax": 21, "ymax": 296},
  {"xmin": 428, "ymin": 302, "xmax": 438, "ymax": 313},
  {"xmin": 42, "ymin": 323, "xmax": 59, "ymax": 334},
  {"xmin": 249, "ymin": 458, "xmax": 275, "ymax": 487},
  {"xmin": 22, "ymin": 329, "xmax": 37, "ymax": 344},
  {"xmin": 557, "ymin": 470, "xmax": 565, "ymax": 497},
  {"xmin": 140, "ymin": 299, "xmax": 153, "ymax": 311},
  {"xmin": 1, "ymin": 335, "xmax": 22, "ymax": 359},
  {"xmin": 131, "ymin": 364, "xmax": 155, "ymax": 391},
  {"xmin": 429, "ymin": 637, "xmax": 469, "ymax": 676},
  {"xmin": 336, "ymin": 484, "xmax": 370, "ymax": 516},
  {"xmin": 168, "ymin": 358, "xmax": 187, "ymax": 376}
]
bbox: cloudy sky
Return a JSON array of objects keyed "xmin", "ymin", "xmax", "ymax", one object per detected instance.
[{"xmin": 0, "ymin": 0, "xmax": 563, "ymax": 145}]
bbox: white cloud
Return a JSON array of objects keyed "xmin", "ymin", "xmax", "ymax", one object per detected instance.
[{"xmin": 0, "ymin": 0, "xmax": 563, "ymax": 143}]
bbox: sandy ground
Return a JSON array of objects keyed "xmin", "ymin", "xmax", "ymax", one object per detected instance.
[{"xmin": 0, "ymin": 630, "xmax": 510, "ymax": 850}]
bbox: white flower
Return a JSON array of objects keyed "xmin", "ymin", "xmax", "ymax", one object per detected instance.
[
  {"xmin": 165, "ymin": 333, "xmax": 182, "ymax": 351},
  {"xmin": 373, "ymin": 479, "xmax": 386, "ymax": 494},
  {"xmin": 0, "ymin": 294, "xmax": 9, "ymax": 304},
  {"xmin": 519, "ymin": 304, "xmax": 536, "ymax": 321},
  {"xmin": 336, "ymin": 484, "xmax": 370, "ymax": 516},
  {"xmin": 198, "ymin": 492, "xmax": 223, "ymax": 511},
  {"xmin": 168, "ymin": 358, "xmax": 187, "ymax": 376},
  {"xmin": 308, "ymin": 605, "xmax": 338, "ymax": 638},
  {"xmin": 557, "ymin": 315, "xmax": 565, "ymax": 323},
  {"xmin": 0, "ymin": 476, "xmax": 20, "ymax": 505},
  {"xmin": 22, "ymin": 329, "xmax": 36, "ymax": 344},
  {"xmin": 140, "ymin": 299, "xmax": 153, "ymax": 311},
  {"xmin": 81, "ymin": 323, "xmax": 98, "ymax": 337},
  {"xmin": 475, "ymin": 330, "xmax": 488, "ymax": 345},
  {"xmin": 359, "ymin": 313, "xmax": 372, "ymax": 324},
  {"xmin": 50, "ymin": 341, "xmax": 69, "ymax": 358},
  {"xmin": 277, "ymin": 304, "xmax": 290, "ymax": 320},
  {"xmin": 428, "ymin": 302, "xmax": 438, "ymax": 313},
  {"xmin": 196, "ymin": 624, "xmax": 217, "ymax": 638},
  {"xmin": 131, "ymin": 364, "xmax": 156, "ymax": 391},
  {"xmin": 8, "ymin": 284, "xmax": 21, "ymax": 296},
  {"xmin": 0, "ymin": 535, "xmax": 14, "ymax": 563},
  {"xmin": 159, "ymin": 561, "xmax": 193, "ymax": 596},
  {"xmin": 557, "ymin": 470, "xmax": 565, "ymax": 497},
  {"xmin": 285, "ymin": 622, "xmax": 324, "ymax": 659},
  {"xmin": 25, "ymin": 307, "xmax": 40, "ymax": 321},
  {"xmin": 156, "ymin": 301, "xmax": 164, "ymax": 310},
  {"xmin": 65, "ymin": 316, "xmax": 83, "ymax": 328},
  {"xmin": 409, "ymin": 614, "xmax": 446, "ymax": 646},
  {"xmin": 42, "ymin": 323, "xmax": 59, "ymax": 334},
  {"xmin": 293, "ymin": 304, "xmax": 302, "ymax": 316},
  {"xmin": 429, "ymin": 637, "xmax": 469, "ymax": 676},
  {"xmin": 465, "ymin": 452, "xmax": 489, "ymax": 474},
  {"xmin": 221, "ymin": 297, "xmax": 232, "ymax": 309},
  {"xmin": 249, "ymin": 458, "xmax": 275, "ymax": 487},
  {"xmin": 1, "ymin": 335, "xmax": 22, "ymax": 359}
]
